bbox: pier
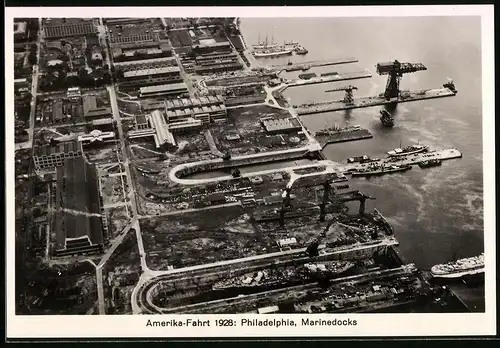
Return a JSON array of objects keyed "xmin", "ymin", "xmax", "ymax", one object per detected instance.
[
  {"xmin": 295, "ymin": 88, "xmax": 456, "ymax": 115},
  {"xmin": 284, "ymin": 70, "xmax": 372, "ymax": 90},
  {"xmin": 271, "ymin": 57, "xmax": 359, "ymax": 73},
  {"xmin": 340, "ymin": 148, "xmax": 462, "ymax": 174}
]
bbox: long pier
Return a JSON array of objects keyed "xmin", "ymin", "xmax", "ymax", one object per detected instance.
[
  {"xmin": 315, "ymin": 127, "xmax": 373, "ymax": 148},
  {"xmin": 340, "ymin": 148, "xmax": 462, "ymax": 173},
  {"xmin": 284, "ymin": 70, "xmax": 372, "ymax": 90},
  {"xmin": 271, "ymin": 57, "xmax": 359, "ymax": 73},
  {"xmin": 295, "ymin": 88, "xmax": 456, "ymax": 115}
]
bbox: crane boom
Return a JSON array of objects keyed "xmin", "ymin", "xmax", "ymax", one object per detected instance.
[{"xmin": 376, "ymin": 60, "xmax": 427, "ymax": 99}]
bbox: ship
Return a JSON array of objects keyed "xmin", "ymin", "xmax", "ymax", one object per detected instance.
[
  {"xmin": 320, "ymin": 71, "xmax": 338, "ymax": 77},
  {"xmin": 431, "ymin": 253, "xmax": 484, "ymax": 278},
  {"xmin": 294, "ymin": 46, "xmax": 308, "ymax": 55},
  {"xmin": 285, "ymin": 40, "xmax": 299, "ymax": 47},
  {"xmin": 298, "ymin": 72, "xmax": 317, "ymax": 80},
  {"xmin": 350, "ymin": 164, "xmax": 412, "ymax": 177},
  {"xmin": 253, "ymin": 46, "xmax": 294, "ymax": 58},
  {"xmin": 253, "ymin": 33, "xmax": 279, "ymax": 49},
  {"xmin": 212, "ymin": 261, "xmax": 355, "ymax": 291},
  {"xmin": 347, "ymin": 155, "xmax": 379, "ymax": 164},
  {"xmin": 316, "ymin": 124, "xmax": 362, "ymax": 136},
  {"xmin": 443, "ymin": 78, "xmax": 457, "ymax": 94},
  {"xmin": 418, "ymin": 159, "xmax": 442, "ymax": 168},
  {"xmin": 380, "ymin": 109, "xmax": 395, "ymax": 128},
  {"xmin": 387, "ymin": 144, "xmax": 428, "ymax": 157}
]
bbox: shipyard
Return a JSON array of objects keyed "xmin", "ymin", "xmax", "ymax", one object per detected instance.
[{"xmin": 12, "ymin": 14, "xmax": 485, "ymax": 320}]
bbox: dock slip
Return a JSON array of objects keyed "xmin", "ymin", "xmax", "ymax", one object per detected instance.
[
  {"xmin": 284, "ymin": 70, "xmax": 372, "ymax": 89},
  {"xmin": 271, "ymin": 57, "xmax": 358, "ymax": 73},
  {"xmin": 340, "ymin": 148, "xmax": 462, "ymax": 173},
  {"xmin": 295, "ymin": 88, "xmax": 456, "ymax": 115}
]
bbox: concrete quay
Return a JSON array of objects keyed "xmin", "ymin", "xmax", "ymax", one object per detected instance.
[
  {"xmin": 340, "ymin": 148, "xmax": 462, "ymax": 173},
  {"xmin": 295, "ymin": 88, "xmax": 456, "ymax": 115},
  {"xmin": 315, "ymin": 128, "xmax": 373, "ymax": 148}
]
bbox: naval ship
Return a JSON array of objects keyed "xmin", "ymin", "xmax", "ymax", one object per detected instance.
[
  {"xmin": 431, "ymin": 253, "xmax": 484, "ymax": 278},
  {"xmin": 212, "ymin": 261, "xmax": 355, "ymax": 291},
  {"xmin": 350, "ymin": 164, "xmax": 412, "ymax": 177}
]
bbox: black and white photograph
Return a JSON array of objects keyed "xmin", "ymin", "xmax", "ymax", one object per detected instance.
[{"xmin": 6, "ymin": 5, "xmax": 495, "ymax": 338}]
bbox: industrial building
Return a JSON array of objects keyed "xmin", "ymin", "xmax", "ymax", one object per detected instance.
[
  {"xmin": 77, "ymin": 130, "xmax": 115, "ymax": 146},
  {"xmin": 33, "ymin": 141, "xmax": 83, "ymax": 171},
  {"xmin": 52, "ymin": 157, "xmax": 106, "ymax": 256},
  {"xmin": 83, "ymin": 95, "xmax": 112, "ymax": 120},
  {"xmin": 135, "ymin": 114, "xmax": 150, "ymax": 130},
  {"xmin": 139, "ymin": 82, "xmax": 188, "ymax": 98},
  {"xmin": 167, "ymin": 118, "xmax": 203, "ymax": 134},
  {"xmin": 123, "ymin": 66, "xmax": 181, "ymax": 81},
  {"xmin": 261, "ymin": 117, "xmax": 302, "ymax": 134},
  {"xmin": 141, "ymin": 100, "xmax": 167, "ymax": 113},
  {"xmin": 44, "ymin": 19, "xmax": 97, "ymax": 39},
  {"xmin": 194, "ymin": 62, "xmax": 243, "ymax": 75},
  {"xmin": 192, "ymin": 41, "xmax": 232, "ymax": 54},
  {"xmin": 128, "ymin": 110, "xmax": 176, "ymax": 150},
  {"xmin": 104, "ymin": 18, "xmax": 152, "ymax": 26},
  {"xmin": 165, "ymin": 96, "xmax": 227, "ymax": 124}
]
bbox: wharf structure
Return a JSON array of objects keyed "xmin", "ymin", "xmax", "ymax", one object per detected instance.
[{"xmin": 270, "ymin": 57, "xmax": 359, "ymax": 74}]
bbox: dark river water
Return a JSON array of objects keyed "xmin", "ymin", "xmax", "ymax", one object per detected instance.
[{"xmin": 239, "ymin": 16, "xmax": 484, "ymax": 269}]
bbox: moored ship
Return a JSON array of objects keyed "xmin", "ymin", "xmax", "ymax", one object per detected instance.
[
  {"xmin": 380, "ymin": 109, "xmax": 395, "ymax": 128},
  {"xmin": 316, "ymin": 124, "xmax": 362, "ymax": 136},
  {"xmin": 253, "ymin": 47, "xmax": 294, "ymax": 58},
  {"xmin": 212, "ymin": 261, "xmax": 355, "ymax": 291},
  {"xmin": 253, "ymin": 33, "xmax": 279, "ymax": 49},
  {"xmin": 350, "ymin": 164, "xmax": 412, "ymax": 177},
  {"xmin": 347, "ymin": 155, "xmax": 379, "ymax": 164},
  {"xmin": 418, "ymin": 159, "xmax": 442, "ymax": 168},
  {"xmin": 431, "ymin": 254, "xmax": 484, "ymax": 278},
  {"xmin": 387, "ymin": 144, "xmax": 428, "ymax": 157}
]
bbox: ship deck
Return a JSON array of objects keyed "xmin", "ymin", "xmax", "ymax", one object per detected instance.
[
  {"xmin": 339, "ymin": 148, "xmax": 462, "ymax": 174},
  {"xmin": 295, "ymin": 88, "xmax": 456, "ymax": 115},
  {"xmin": 284, "ymin": 70, "xmax": 372, "ymax": 90},
  {"xmin": 271, "ymin": 57, "xmax": 359, "ymax": 73}
]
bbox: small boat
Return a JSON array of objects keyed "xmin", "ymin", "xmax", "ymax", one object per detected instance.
[
  {"xmin": 443, "ymin": 78, "xmax": 457, "ymax": 94},
  {"xmin": 294, "ymin": 46, "xmax": 308, "ymax": 55},
  {"xmin": 418, "ymin": 159, "xmax": 442, "ymax": 168},
  {"xmin": 347, "ymin": 155, "xmax": 379, "ymax": 164}
]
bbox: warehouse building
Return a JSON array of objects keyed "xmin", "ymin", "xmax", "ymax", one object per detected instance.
[
  {"xmin": 165, "ymin": 96, "xmax": 227, "ymax": 124},
  {"xmin": 128, "ymin": 110, "xmax": 176, "ymax": 150},
  {"xmin": 139, "ymin": 82, "xmax": 188, "ymax": 98},
  {"xmin": 123, "ymin": 66, "xmax": 181, "ymax": 81},
  {"xmin": 44, "ymin": 20, "xmax": 97, "ymax": 39},
  {"xmin": 53, "ymin": 157, "xmax": 106, "ymax": 257},
  {"xmin": 83, "ymin": 95, "xmax": 112, "ymax": 120},
  {"xmin": 192, "ymin": 41, "xmax": 232, "ymax": 54},
  {"xmin": 261, "ymin": 117, "xmax": 302, "ymax": 134},
  {"xmin": 33, "ymin": 141, "xmax": 83, "ymax": 171}
]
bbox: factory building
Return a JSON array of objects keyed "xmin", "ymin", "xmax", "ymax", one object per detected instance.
[
  {"xmin": 192, "ymin": 41, "xmax": 232, "ymax": 55},
  {"xmin": 123, "ymin": 66, "xmax": 181, "ymax": 81},
  {"xmin": 141, "ymin": 100, "xmax": 167, "ymax": 113},
  {"xmin": 261, "ymin": 117, "xmax": 302, "ymax": 134},
  {"xmin": 44, "ymin": 19, "xmax": 97, "ymax": 39},
  {"xmin": 53, "ymin": 157, "xmax": 106, "ymax": 257},
  {"xmin": 128, "ymin": 110, "xmax": 176, "ymax": 150},
  {"xmin": 167, "ymin": 118, "xmax": 203, "ymax": 134},
  {"xmin": 165, "ymin": 96, "xmax": 227, "ymax": 124},
  {"xmin": 194, "ymin": 62, "xmax": 243, "ymax": 75},
  {"xmin": 135, "ymin": 114, "xmax": 150, "ymax": 130},
  {"xmin": 139, "ymin": 82, "xmax": 188, "ymax": 98},
  {"xmin": 83, "ymin": 95, "xmax": 112, "ymax": 120},
  {"xmin": 33, "ymin": 141, "xmax": 83, "ymax": 171}
]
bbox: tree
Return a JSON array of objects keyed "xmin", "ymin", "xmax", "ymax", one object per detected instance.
[{"xmin": 27, "ymin": 53, "xmax": 37, "ymax": 65}]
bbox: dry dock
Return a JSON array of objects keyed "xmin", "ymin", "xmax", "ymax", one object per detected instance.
[
  {"xmin": 295, "ymin": 88, "xmax": 456, "ymax": 115},
  {"xmin": 341, "ymin": 148, "xmax": 462, "ymax": 173},
  {"xmin": 271, "ymin": 57, "xmax": 359, "ymax": 73},
  {"xmin": 285, "ymin": 70, "xmax": 372, "ymax": 89}
]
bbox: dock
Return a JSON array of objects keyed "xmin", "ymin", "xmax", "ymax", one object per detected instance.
[
  {"xmin": 340, "ymin": 148, "xmax": 462, "ymax": 174},
  {"xmin": 315, "ymin": 127, "xmax": 373, "ymax": 148},
  {"xmin": 284, "ymin": 70, "xmax": 372, "ymax": 89},
  {"xmin": 295, "ymin": 88, "xmax": 456, "ymax": 115},
  {"xmin": 271, "ymin": 57, "xmax": 359, "ymax": 73}
]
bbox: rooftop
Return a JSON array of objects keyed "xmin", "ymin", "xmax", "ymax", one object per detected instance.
[
  {"xmin": 140, "ymin": 82, "xmax": 188, "ymax": 94},
  {"xmin": 123, "ymin": 66, "xmax": 181, "ymax": 78},
  {"xmin": 34, "ymin": 141, "xmax": 82, "ymax": 157}
]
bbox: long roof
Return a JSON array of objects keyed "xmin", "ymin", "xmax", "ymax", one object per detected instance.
[
  {"xmin": 55, "ymin": 157, "xmax": 103, "ymax": 250},
  {"xmin": 34, "ymin": 141, "xmax": 82, "ymax": 157}
]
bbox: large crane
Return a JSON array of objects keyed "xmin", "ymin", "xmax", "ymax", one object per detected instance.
[
  {"xmin": 324, "ymin": 85, "xmax": 358, "ymax": 105},
  {"xmin": 376, "ymin": 60, "xmax": 427, "ymax": 100}
]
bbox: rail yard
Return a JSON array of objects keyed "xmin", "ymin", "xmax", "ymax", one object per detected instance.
[{"xmin": 14, "ymin": 16, "xmax": 473, "ymax": 317}]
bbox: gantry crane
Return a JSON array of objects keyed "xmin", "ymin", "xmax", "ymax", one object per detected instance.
[
  {"xmin": 376, "ymin": 60, "xmax": 427, "ymax": 100},
  {"xmin": 324, "ymin": 85, "xmax": 358, "ymax": 105}
]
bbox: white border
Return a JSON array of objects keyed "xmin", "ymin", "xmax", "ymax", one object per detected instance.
[{"xmin": 5, "ymin": 5, "xmax": 495, "ymax": 338}]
